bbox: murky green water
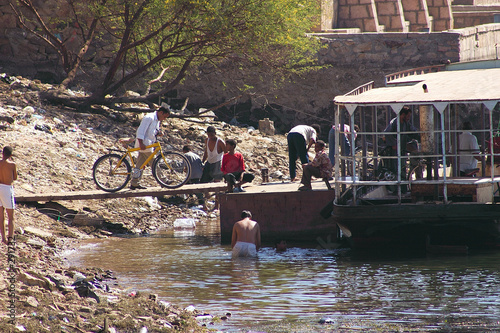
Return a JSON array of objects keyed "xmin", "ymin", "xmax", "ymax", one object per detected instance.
[{"xmin": 65, "ymin": 218, "xmax": 500, "ymax": 332}]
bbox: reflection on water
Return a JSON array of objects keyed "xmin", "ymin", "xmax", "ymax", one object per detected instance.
[{"xmin": 65, "ymin": 219, "xmax": 500, "ymax": 332}]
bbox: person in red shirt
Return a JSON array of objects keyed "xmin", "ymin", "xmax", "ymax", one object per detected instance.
[{"xmin": 221, "ymin": 139, "xmax": 255, "ymax": 193}]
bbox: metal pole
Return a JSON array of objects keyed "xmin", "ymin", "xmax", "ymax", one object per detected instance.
[
  {"xmin": 441, "ymin": 106, "xmax": 448, "ymax": 203},
  {"xmin": 334, "ymin": 104, "xmax": 341, "ymax": 201}
]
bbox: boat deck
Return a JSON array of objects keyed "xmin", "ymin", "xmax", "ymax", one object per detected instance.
[{"xmin": 219, "ymin": 179, "xmax": 337, "ymax": 246}]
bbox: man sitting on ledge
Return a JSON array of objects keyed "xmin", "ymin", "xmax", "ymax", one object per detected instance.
[
  {"xmin": 298, "ymin": 140, "xmax": 332, "ymax": 191},
  {"xmin": 221, "ymin": 139, "xmax": 254, "ymax": 193}
]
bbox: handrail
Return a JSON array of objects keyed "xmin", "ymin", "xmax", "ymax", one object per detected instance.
[
  {"xmin": 343, "ymin": 81, "xmax": 374, "ymax": 96},
  {"xmin": 385, "ymin": 64, "xmax": 446, "ymax": 85}
]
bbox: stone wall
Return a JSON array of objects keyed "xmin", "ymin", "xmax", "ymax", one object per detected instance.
[
  {"xmin": 337, "ymin": 0, "xmax": 382, "ymax": 32},
  {"xmin": 325, "ymin": 0, "xmax": 500, "ymax": 31},
  {"xmin": 315, "ymin": 23, "xmax": 500, "ymax": 67},
  {"xmin": 316, "ymin": 31, "xmax": 461, "ymax": 69},
  {"xmin": 453, "ymin": 23, "xmax": 500, "ymax": 61},
  {"xmin": 401, "ymin": 0, "xmax": 432, "ymax": 32},
  {"xmin": 375, "ymin": 0, "xmax": 408, "ymax": 32}
]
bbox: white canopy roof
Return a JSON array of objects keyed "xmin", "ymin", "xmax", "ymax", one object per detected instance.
[{"xmin": 334, "ymin": 67, "xmax": 500, "ymax": 114}]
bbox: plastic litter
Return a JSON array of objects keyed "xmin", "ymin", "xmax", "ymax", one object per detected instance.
[
  {"xmin": 184, "ymin": 305, "xmax": 196, "ymax": 312},
  {"xmin": 34, "ymin": 124, "xmax": 52, "ymax": 134},
  {"xmin": 173, "ymin": 218, "xmax": 196, "ymax": 229}
]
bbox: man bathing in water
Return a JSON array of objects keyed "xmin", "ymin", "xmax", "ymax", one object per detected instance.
[
  {"xmin": 0, "ymin": 146, "xmax": 17, "ymax": 245},
  {"xmin": 231, "ymin": 210, "xmax": 261, "ymax": 258}
]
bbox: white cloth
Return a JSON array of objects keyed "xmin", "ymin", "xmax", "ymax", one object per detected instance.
[
  {"xmin": 289, "ymin": 125, "xmax": 317, "ymax": 144},
  {"xmin": 206, "ymin": 138, "xmax": 224, "ymax": 164},
  {"xmin": 459, "ymin": 131, "xmax": 480, "ymax": 172},
  {"xmin": 232, "ymin": 241, "xmax": 257, "ymax": 258},
  {"xmin": 0, "ymin": 184, "xmax": 15, "ymax": 209},
  {"xmin": 135, "ymin": 111, "xmax": 160, "ymax": 152}
]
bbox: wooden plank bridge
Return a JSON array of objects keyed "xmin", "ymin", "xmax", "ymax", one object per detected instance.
[{"xmin": 15, "ymin": 183, "xmax": 228, "ymax": 203}]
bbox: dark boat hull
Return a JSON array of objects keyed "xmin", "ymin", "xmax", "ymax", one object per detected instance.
[{"xmin": 332, "ymin": 202, "xmax": 500, "ymax": 250}]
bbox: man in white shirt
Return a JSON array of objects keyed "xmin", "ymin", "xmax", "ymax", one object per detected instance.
[
  {"xmin": 130, "ymin": 105, "xmax": 170, "ymax": 189},
  {"xmin": 287, "ymin": 124, "xmax": 320, "ymax": 182},
  {"xmin": 458, "ymin": 121, "xmax": 481, "ymax": 176}
]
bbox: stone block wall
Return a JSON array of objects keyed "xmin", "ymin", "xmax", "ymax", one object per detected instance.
[
  {"xmin": 316, "ymin": 32, "xmax": 461, "ymax": 70},
  {"xmin": 402, "ymin": 0, "xmax": 432, "ymax": 32},
  {"xmin": 316, "ymin": 23, "xmax": 500, "ymax": 68},
  {"xmin": 428, "ymin": 0, "xmax": 454, "ymax": 31},
  {"xmin": 453, "ymin": 24, "xmax": 500, "ymax": 61},
  {"xmin": 375, "ymin": 0, "xmax": 408, "ymax": 32},
  {"xmin": 337, "ymin": 0, "xmax": 382, "ymax": 32},
  {"xmin": 453, "ymin": 4, "xmax": 500, "ymax": 28},
  {"xmin": 328, "ymin": 0, "xmax": 458, "ymax": 32}
]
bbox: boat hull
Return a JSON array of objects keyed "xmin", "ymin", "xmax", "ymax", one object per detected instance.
[{"xmin": 333, "ymin": 202, "xmax": 500, "ymax": 250}]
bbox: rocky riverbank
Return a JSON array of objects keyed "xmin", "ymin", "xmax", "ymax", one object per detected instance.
[{"xmin": 0, "ymin": 75, "xmax": 292, "ymax": 332}]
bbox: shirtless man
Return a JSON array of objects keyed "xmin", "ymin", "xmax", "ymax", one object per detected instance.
[
  {"xmin": 231, "ymin": 210, "xmax": 261, "ymax": 258},
  {"xmin": 0, "ymin": 146, "xmax": 17, "ymax": 245},
  {"xmin": 200, "ymin": 126, "xmax": 226, "ymax": 183}
]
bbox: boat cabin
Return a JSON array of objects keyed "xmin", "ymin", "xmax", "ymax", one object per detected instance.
[{"xmin": 333, "ymin": 60, "xmax": 500, "ymax": 205}]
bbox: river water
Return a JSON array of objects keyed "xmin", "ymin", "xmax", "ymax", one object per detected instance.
[{"xmin": 65, "ymin": 218, "xmax": 500, "ymax": 332}]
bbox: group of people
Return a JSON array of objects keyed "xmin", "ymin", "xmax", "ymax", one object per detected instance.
[
  {"xmin": 287, "ymin": 105, "xmax": 481, "ymax": 193},
  {"xmin": 132, "ymin": 105, "xmax": 482, "ymax": 259},
  {"xmin": 132, "ymin": 107, "xmax": 254, "ymax": 194}
]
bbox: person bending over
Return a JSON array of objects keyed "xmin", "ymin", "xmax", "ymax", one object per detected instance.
[{"xmin": 287, "ymin": 124, "xmax": 321, "ymax": 182}]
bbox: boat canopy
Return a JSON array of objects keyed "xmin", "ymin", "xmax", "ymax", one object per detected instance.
[
  {"xmin": 331, "ymin": 63, "xmax": 500, "ymax": 205},
  {"xmin": 334, "ymin": 67, "xmax": 500, "ymax": 114}
]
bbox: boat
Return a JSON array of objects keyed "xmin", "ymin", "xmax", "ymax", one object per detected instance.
[{"xmin": 331, "ymin": 60, "xmax": 500, "ymax": 251}]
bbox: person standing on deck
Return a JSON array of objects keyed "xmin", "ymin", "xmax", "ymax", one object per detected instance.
[
  {"xmin": 200, "ymin": 126, "xmax": 226, "ymax": 183},
  {"xmin": 130, "ymin": 105, "xmax": 170, "ymax": 190},
  {"xmin": 382, "ymin": 107, "xmax": 420, "ymax": 184},
  {"xmin": 458, "ymin": 121, "xmax": 481, "ymax": 176},
  {"xmin": 328, "ymin": 124, "xmax": 358, "ymax": 166},
  {"xmin": 231, "ymin": 210, "xmax": 261, "ymax": 258},
  {"xmin": 287, "ymin": 124, "xmax": 321, "ymax": 182},
  {"xmin": 0, "ymin": 146, "xmax": 17, "ymax": 245}
]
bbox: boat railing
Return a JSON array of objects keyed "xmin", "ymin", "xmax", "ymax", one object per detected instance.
[
  {"xmin": 385, "ymin": 65, "xmax": 446, "ymax": 85},
  {"xmin": 343, "ymin": 81, "xmax": 374, "ymax": 96}
]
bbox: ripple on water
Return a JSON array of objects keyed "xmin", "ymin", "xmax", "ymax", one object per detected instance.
[{"xmin": 65, "ymin": 228, "xmax": 500, "ymax": 331}]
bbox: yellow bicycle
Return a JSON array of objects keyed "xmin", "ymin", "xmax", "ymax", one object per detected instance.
[{"xmin": 92, "ymin": 141, "xmax": 191, "ymax": 192}]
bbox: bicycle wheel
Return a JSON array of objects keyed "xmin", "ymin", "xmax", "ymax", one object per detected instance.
[
  {"xmin": 152, "ymin": 152, "xmax": 191, "ymax": 189},
  {"xmin": 92, "ymin": 153, "xmax": 131, "ymax": 192}
]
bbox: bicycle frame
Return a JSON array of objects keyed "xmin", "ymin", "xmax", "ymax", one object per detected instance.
[{"xmin": 110, "ymin": 142, "xmax": 164, "ymax": 176}]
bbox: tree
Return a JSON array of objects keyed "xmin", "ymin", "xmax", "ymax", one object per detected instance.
[{"xmin": 10, "ymin": 0, "xmax": 321, "ymax": 112}]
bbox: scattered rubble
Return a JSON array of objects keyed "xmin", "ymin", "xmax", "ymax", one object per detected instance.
[{"xmin": 0, "ymin": 74, "xmax": 294, "ymax": 332}]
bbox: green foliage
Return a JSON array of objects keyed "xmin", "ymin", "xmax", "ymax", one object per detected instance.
[
  {"xmin": 94, "ymin": 0, "xmax": 320, "ymax": 91},
  {"xmin": 13, "ymin": 0, "xmax": 322, "ymax": 102}
]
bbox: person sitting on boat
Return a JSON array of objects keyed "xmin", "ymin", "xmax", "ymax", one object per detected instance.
[
  {"xmin": 298, "ymin": 140, "xmax": 333, "ymax": 191},
  {"xmin": 382, "ymin": 106, "xmax": 420, "ymax": 180},
  {"xmin": 458, "ymin": 121, "xmax": 481, "ymax": 177},
  {"xmin": 231, "ymin": 210, "xmax": 261, "ymax": 258},
  {"xmin": 221, "ymin": 139, "xmax": 255, "ymax": 193}
]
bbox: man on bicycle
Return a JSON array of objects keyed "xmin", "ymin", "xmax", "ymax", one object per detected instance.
[{"xmin": 130, "ymin": 105, "xmax": 170, "ymax": 190}]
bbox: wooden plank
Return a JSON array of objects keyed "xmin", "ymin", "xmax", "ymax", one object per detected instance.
[{"xmin": 16, "ymin": 183, "xmax": 228, "ymax": 203}]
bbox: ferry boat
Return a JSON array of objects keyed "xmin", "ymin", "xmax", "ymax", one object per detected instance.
[{"xmin": 331, "ymin": 60, "xmax": 500, "ymax": 251}]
